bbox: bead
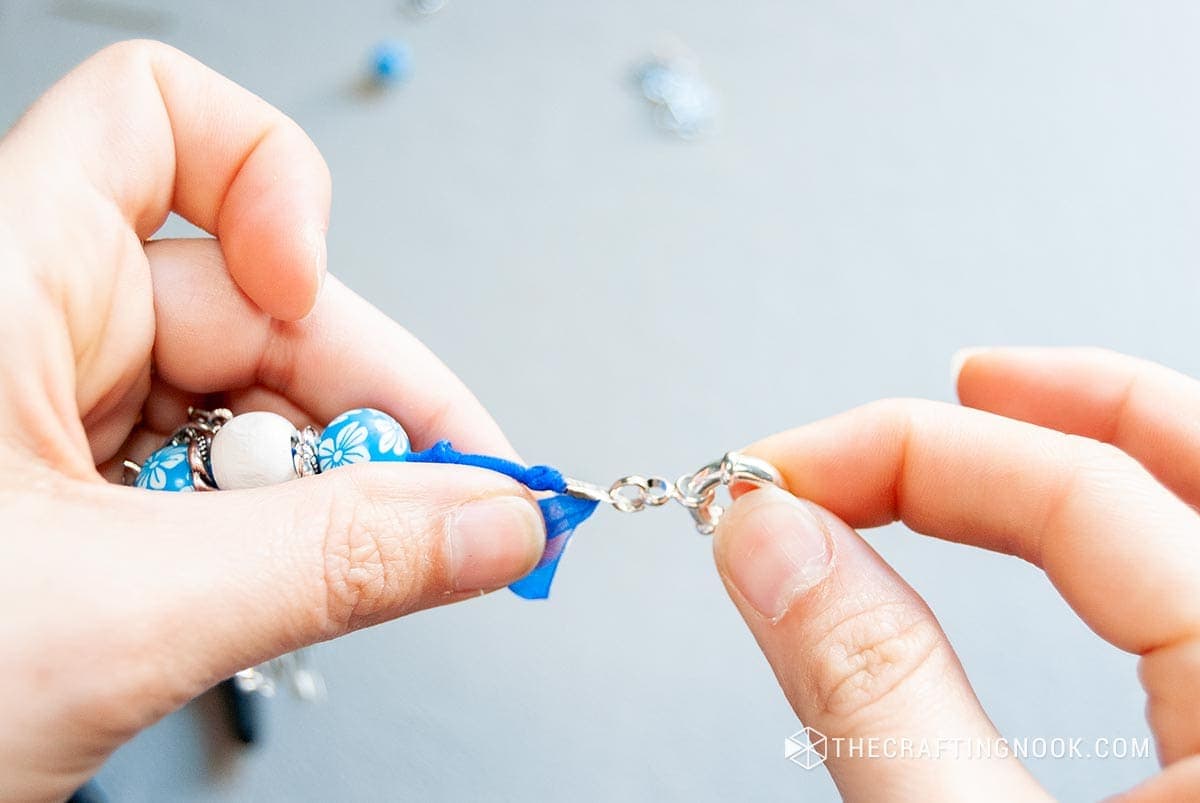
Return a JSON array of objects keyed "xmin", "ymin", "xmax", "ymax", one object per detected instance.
[
  {"xmin": 210, "ymin": 411, "xmax": 301, "ymax": 490},
  {"xmin": 318, "ymin": 408, "xmax": 410, "ymax": 472},
  {"xmin": 134, "ymin": 444, "xmax": 194, "ymax": 492},
  {"xmin": 409, "ymin": 0, "xmax": 445, "ymax": 16},
  {"xmin": 635, "ymin": 42, "xmax": 715, "ymax": 140},
  {"xmin": 370, "ymin": 40, "xmax": 411, "ymax": 84}
]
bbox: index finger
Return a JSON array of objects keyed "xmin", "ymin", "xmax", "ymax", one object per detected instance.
[
  {"xmin": 0, "ymin": 39, "xmax": 330, "ymax": 320},
  {"xmin": 146, "ymin": 237, "xmax": 517, "ymax": 456},
  {"xmin": 746, "ymin": 399, "xmax": 1200, "ymax": 656}
]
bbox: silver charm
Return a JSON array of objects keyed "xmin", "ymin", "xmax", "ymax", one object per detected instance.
[
  {"xmin": 233, "ymin": 648, "xmax": 327, "ymax": 702},
  {"xmin": 563, "ymin": 451, "xmax": 785, "ymax": 535},
  {"xmin": 635, "ymin": 39, "xmax": 717, "ymax": 140},
  {"xmin": 408, "ymin": 0, "xmax": 446, "ymax": 16}
]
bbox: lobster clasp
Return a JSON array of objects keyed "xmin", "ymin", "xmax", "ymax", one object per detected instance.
[
  {"xmin": 675, "ymin": 451, "xmax": 786, "ymax": 535},
  {"xmin": 562, "ymin": 450, "xmax": 787, "ymax": 535}
]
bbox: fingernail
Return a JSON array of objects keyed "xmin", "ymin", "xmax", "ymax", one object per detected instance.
[
  {"xmin": 951, "ymin": 347, "xmax": 990, "ymax": 387},
  {"xmin": 448, "ymin": 496, "xmax": 544, "ymax": 592},
  {"xmin": 721, "ymin": 487, "xmax": 833, "ymax": 620}
]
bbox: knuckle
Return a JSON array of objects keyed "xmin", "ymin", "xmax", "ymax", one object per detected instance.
[
  {"xmin": 1138, "ymin": 639, "xmax": 1200, "ymax": 764},
  {"xmin": 314, "ymin": 471, "xmax": 427, "ymax": 637},
  {"xmin": 809, "ymin": 600, "xmax": 946, "ymax": 722},
  {"xmin": 1022, "ymin": 434, "xmax": 1149, "ymax": 566},
  {"xmin": 1054, "ymin": 435, "xmax": 1146, "ymax": 509},
  {"xmin": 1070, "ymin": 435, "xmax": 1136, "ymax": 470},
  {"xmin": 253, "ymin": 321, "xmax": 301, "ymax": 393},
  {"xmin": 857, "ymin": 397, "xmax": 944, "ymax": 445},
  {"xmin": 93, "ymin": 38, "xmax": 170, "ymax": 72},
  {"xmin": 1139, "ymin": 637, "xmax": 1200, "ymax": 705},
  {"xmin": 861, "ymin": 397, "xmax": 926, "ymax": 422}
]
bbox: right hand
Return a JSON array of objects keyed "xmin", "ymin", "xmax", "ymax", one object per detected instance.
[{"xmin": 713, "ymin": 347, "xmax": 1200, "ymax": 801}]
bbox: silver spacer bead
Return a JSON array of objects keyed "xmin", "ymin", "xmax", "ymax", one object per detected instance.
[
  {"xmin": 187, "ymin": 439, "xmax": 219, "ymax": 491},
  {"xmin": 292, "ymin": 426, "xmax": 322, "ymax": 478}
]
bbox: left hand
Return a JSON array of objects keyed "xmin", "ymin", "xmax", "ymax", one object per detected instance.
[{"xmin": 0, "ymin": 41, "xmax": 544, "ymax": 802}]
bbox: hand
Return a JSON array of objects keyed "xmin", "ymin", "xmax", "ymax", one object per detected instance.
[
  {"xmin": 0, "ymin": 41, "xmax": 544, "ymax": 802},
  {"xmin": 714, "ymin": 347, "xmax": 1200, "ymax": 802}
]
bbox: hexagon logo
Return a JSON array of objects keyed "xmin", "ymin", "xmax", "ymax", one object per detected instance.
[{"xmin": 784, "ymin": 726, "xmax": 828, "ymax": 770}]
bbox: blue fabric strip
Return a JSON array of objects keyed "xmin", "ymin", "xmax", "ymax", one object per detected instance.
[
  {"xmin": 407, "ymin": 441, "xmax": 567, "ymax": 493},
  {"xmin": 509, "ymin": 495, "xmax": 599, "ymax": 599},
  {"xmin": 406, "ymin": 441, "xmax": 595, "ymax": 598}
]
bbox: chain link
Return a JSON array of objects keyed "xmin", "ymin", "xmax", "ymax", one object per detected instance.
[
  {"xmin": 167, "ymin": 407, "xmax": 232, "ymax": 447},
  {"xmin": 563, "ymin": 451, "xmax": 784, "ymax": 535},
  {"xmin": 607, "ymin": 475, "xmax": 673, "ymax": 512}
]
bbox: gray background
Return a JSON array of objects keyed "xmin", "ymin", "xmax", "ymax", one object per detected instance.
[{"xmin": 4, "ymin": 0, "xmax": 1198, "ymax": 800}]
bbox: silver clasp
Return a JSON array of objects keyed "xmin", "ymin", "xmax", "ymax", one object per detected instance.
[{"xmin": 564, "ymin": 451, "xmax": 786, "ymax": 535}]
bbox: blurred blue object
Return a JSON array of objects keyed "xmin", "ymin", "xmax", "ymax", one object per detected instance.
[
  {"xmin": 67, "ymin": 780, "xmax": 108, "ymax": 803},
  {"xmin": 635, "ymin": 42, "xmax": 716, "ymax": 139},
  {"xmin": 370, "ymin": 40, "xmax": 412, "ymax": 84}
]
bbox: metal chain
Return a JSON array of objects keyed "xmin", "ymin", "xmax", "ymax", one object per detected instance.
[
  {"xmin": 167, "ymin": 406, "xmax": 232, "ymax": 447},
  {"xmin": 563, "ymin": 451, "xmax": 785, "ymax": 535}
]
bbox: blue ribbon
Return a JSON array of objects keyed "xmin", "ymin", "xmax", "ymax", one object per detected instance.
[{"xmin": 407, "ymin": 441, "xmax": 598, "ymax": 599}]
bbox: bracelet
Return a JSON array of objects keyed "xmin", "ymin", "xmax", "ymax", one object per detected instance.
[
  {"xmin": 126, "ymin": 406, "xmax": 785, "ymax": 600},
  {"xmin": 124, "ymin": 405, "xmax": 786, "ymax": 740}
]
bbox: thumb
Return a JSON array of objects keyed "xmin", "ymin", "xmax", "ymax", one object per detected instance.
[
  {"xmin": 123, "ymin": 461, "xmax": 544, "ymax": 685},
  {"xmin": 713, "ymin": 486, "xmax": 1045, "ymax": 802}
]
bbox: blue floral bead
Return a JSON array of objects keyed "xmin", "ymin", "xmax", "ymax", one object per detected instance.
[
  {"xmin": 318, "ymin": 408, "xmax": 410, "ymax": 472},
  {"xmin": 134, "ymin": 444, "xmax": 194, "ymax": 492}
]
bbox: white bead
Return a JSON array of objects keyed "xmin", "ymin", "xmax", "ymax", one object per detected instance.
[{"xmin": 210, "ymin": 411, "xmax": 300, "ymax": 490}]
